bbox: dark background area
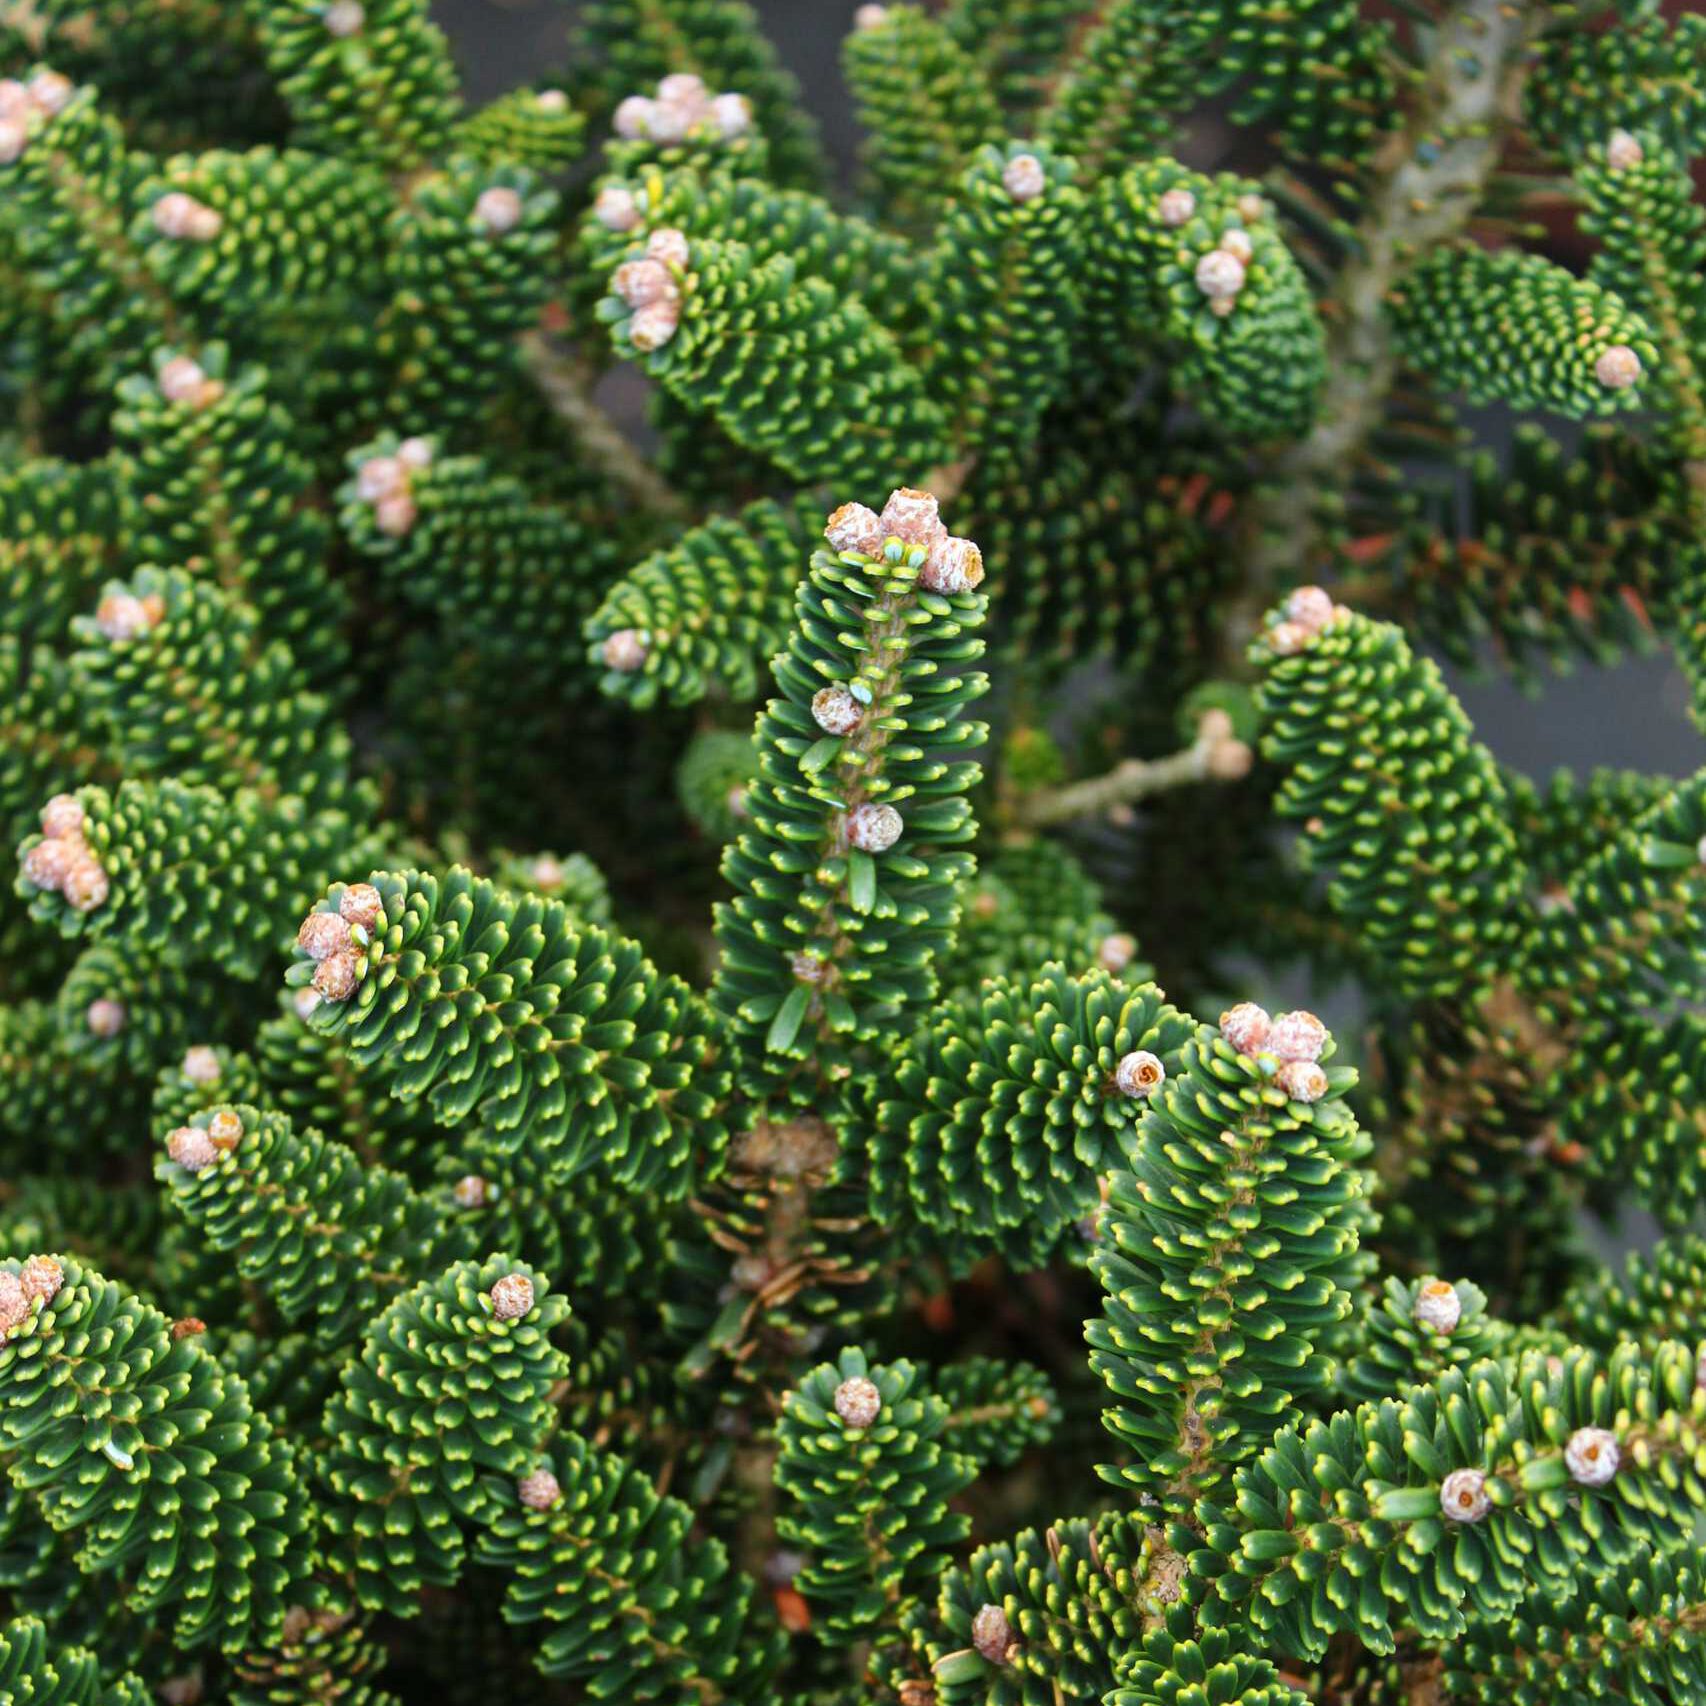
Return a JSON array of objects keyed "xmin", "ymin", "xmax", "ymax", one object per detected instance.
[{"xmin": 432, "ymin": 0, "xmax": 1705, "ymax": 784}]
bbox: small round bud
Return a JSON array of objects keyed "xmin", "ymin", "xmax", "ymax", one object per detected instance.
[
  {"xmin": 396, "ymin": 436, "xmax": 434, "ymax": 469},
  {"xmin": 1114, "ymin": 1050, "xmax": 1165, "ymax": 1098},
  {"xmin": 324, "ymin": 1, "xmax": 365, "ymax": 36},
  {"xmin": 711, "ymin": 92, "xmax": 752, "ymax": 138},
  {"xmin": 613, "ymin": 257, "xmax": 675, "ymax": 309},
  {"xmin": 157, "ymin": 355, "xmax": 208, "ymax": 404},
  {"xmin": 1209, "ymin": 295, "xmax": 1236, "ymax": 318},
  {"xmin": 644, "ymin": 226, "xmax": 692, "ymax": 270},
  {"xmin": 20, "ymin": 1254, "xmax": 63, "ymax": 1304},
  {"xmin": 1413, "ymin": 1280, "xmax": 1462, "ymax": 1335},
  {"xmin": 489, "ymin": 1271, "xmax": 535, "ymax": 1320},
  {"xmin": 181, "ymin": 1045, "xmax": 221, "ymax": 1085},
  {"xmin": 845, "ymin": 802, "xmax": 903, "ymax": 853},
  {"xmin": 292, "ymin": 987, "xmax": 321, "ymax": 1020},
  {"xmin": 1157, "ymin": 187, "xmax": 1196, "ymax": 226},
  {"xmin": 1284, "ymin": 585, "xmax": 1335, "ymax": 632},
  {"xmin": 62, "ymin": 855, "xmax": 109, "ymax": 913},
  {"xmin": 312, "ymin": 951, "xmax": 361, "ymax": 1002},
  {"xmin": 879, "ymin": 487, "xmax": 944, "ymax": 547},
  {"xmin": 1565, "ymin": 1426, "xmax": 1620, "ymax": 1486},
  {"xmin": 536, "ymin": 88, "xmax": 569, "ymax": 113},
  {"xmin": 1196, "ymin": 708, "xmax": 1234, "ymax": 745},
  {"xmin": 1237, "ymin": 192, "xmax": 1267, "ymax": 223},
  {"xmin": 1195, "ymin": 248, "xmax": 1246, "ymax": 301},
  {"xmin": 1002, "ymin": 152, "xmax": 1047, "ymax": 202},
  {"xmin": 613, "ymin": 95, "xmax": 657, "ymax": 139},
  {"xmin": 26, "ymin": 70, "xmax": 72, "ymax": 114},
  {"xmin": 920, "ymin": 535, "xmax": 984, "ymax": 594},
  {"xmin": 518, "ymin": 1468, "xmax": 562, "ymax": 1510},
  {"xmin": 356, "ymin": 455, "xmax": 405, "ymax": 502},
  {"xmin": 452, "ymin": 1174, "xmax": 489, "ymax": 1208},
  {"xmin": 812, "ymin": 684, "xmax": 864, "ymax": 736},
  {"xmin": 206, "ymin": 1108, "xmax": 243, "ymax": 1144},
  {"xmin": 40, "ymin": 793, "xmax": 83, "ymax": 838},
  {"xmin": 171, "ymin": 1316, "xmax": 207, "ymax": 1340},
  {"xmin": 1206, "ymin": 738, "xmax": 1252, "ymax": 781},
  {"xmin": 855, "ymin": 3, "xmax": 890, "ymax": 27},
  {"xmin": 85, "ymin": 998, "xmax": 126, "ymax": 1039},
  {"xmin": 1266, "ymin": 619, "xmax": 1310, "ymax": 656},
  {"xmin": 22, "ymin": 836, "xmax": 80, "ymax": 893},
  {"xmin": 167, "ymin": 1125, "xmax": 220, "ymax": 1171},
  {"xmin": 1276, "ymin": 1059, "xmax": 1328, "ymax": 1104},
  {"xmin": 601, "ymin": 628, "xmax": 648, "ymax": 672},
  {"xmin": 1218, "ymin": 227, "xmax": 1254, "ymax": 265},
  {"xmin": 1220, "ymin": 1002, "xmax": 1271, "ymax": 1055},
  {"xmin": 971, "ymin": 1603, "xmax": 1013, "ymax": 1665},
  {"xmin": 297, "ymin": 911, "xmax": 351, "ymax": 961},
  {"xmin": 1606, "ymin": 128, "xmax": 1643, "ymax": 171},
  {"xmin": 824, "ymin": 501, "xmax": 886, "ymax": 558},
  {"xmin": 529, "ymin": 855, "xmax": 564, "ymax": 888},
  {"xmin": 1097, "ymin": 932, "xmax": 1137, "ymax": 973},
  {"xmin": 374, "ymin": 493, "xmax": 417, "ymax": 537},
  {"xmin": 656, "ymin": 73, "xmax": 709, "ymax": 106},
  {"xmin": 0, "ymin": 117, "xmax": 26, "ymax": 164},
  {"xmin": 474, "ymin": 186, "xmax": 524, "ymax": 235},
  {"xmin": 1594, "ymin": 344, "xmax": 1642, "ymax": 389},
  {"xmin": 594, "ymin": 184, "xmax": 642, "ymax": 231},
  {"xmin": 0, "ymin": 1272, "xmax": 27, "ymax": 1338},
  {"xmin": 152, "ymin": 191, "xmax": 221, "ymax": 241},
  {"xmin": 1268, "ymin": 1009, "xmax": 1327, "ymax": 1063},
  {"xmin": 338, "ymin": 882, "xmax": 384, "ymax": 934},
  {"xmin": 627, "ymin": 301, "xmax": 680, "ymax": 351},
  {"xmin": 95, "ymin": 591, "xmax": 155, "ymax": 642},
  {"xmin": 1439, "ymin": 1467, "xmax": 1491, "ymax": 1523},
  {"xmin": 833, "ymin": 1375, "xmax": 882, "ymax": 1428},
  {"xmin": 0, "ymin": 79, "xmax": 26, "ymax": 119}
]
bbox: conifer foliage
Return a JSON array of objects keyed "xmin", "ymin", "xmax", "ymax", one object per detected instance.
[{"xmin": 2, "ymin": 2, "xmax": 1705, "ymax": 1702}]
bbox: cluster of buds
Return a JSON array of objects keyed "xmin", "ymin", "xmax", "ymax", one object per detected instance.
[
  {"xmin": 352, "ymin": 436, "xmax": 434, "ymax": 539},
  {"xmin": 1594, "ymin": 343, "xmax": 1643, "ymax": 391},
  {"xmin": 94, "ymin": 580, "xmax": 166, "ymax": 643},
  {"xmin": 157, "ymin": 354, "xmax": 224, "ymax": 410},
  {"xmin": 613, "ymin": 74, "xmax": 752, "ymax": 146},
  {"xmin": 1193, "ymin": 707, "xmax": 1253, "ymax": 782},
  {"xmin": 294, "ymin": 882, "xmax": 384, "ymax": 1003},
  {"xmin": 612, "ymin": 226, "xmax": 692, "ymax": 352},
  {"xmin": 1218, "ymin": 1001, "xmax": 1330, "ymax": 1103},
  {"xmin": 0, "ymin": 68, "xmax": 72, "ymax": 164},
  {"xmin": 1412, "ymin": 1279, "xmax": 1462, "ymax": 1335},
  {"xmin": 823, "ymin": 487, "xmax": 985, "ymax": 595},
  {"xmin": 151, "ymin": 189, "xmax": 222, "ymax": 242},
  {"xmin": 1265, "ymin": 584, "xmax": 1352, "ymax": 657},
  {"xmin": 1193, "ymin": 226, "xmax": 1255, "ymax": 318},
  {"xmin": 0, "ymin": 1255, "xmax": 64, "ymax": 1340},
  {"xmin": 166, "ymin": 1108, "xmax": 242, "ymax": 1172},
  {"xmin": 20, "ymin": 793, "xmax": 109, "ymax": 913}
]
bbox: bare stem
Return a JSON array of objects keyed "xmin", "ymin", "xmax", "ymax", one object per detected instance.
[
  {"xmin": 520, "ymin": 331, "xmax": 691, "ymax": 524},
  {"xmin": 1010, "ymin": 737, "xmax": 1219, "ymax": 830}
]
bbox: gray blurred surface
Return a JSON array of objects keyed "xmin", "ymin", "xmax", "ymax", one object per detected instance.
[{"xmin": 432, "ymin": 0, "xmax": 1706, "ymax": 786}]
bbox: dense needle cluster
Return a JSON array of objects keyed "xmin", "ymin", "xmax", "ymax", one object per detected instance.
[{"xmin": 2, "ymin": 2, "xmax": 1705, "ymax": 1704}]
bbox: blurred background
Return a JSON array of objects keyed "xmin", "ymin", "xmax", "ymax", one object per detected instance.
[{"xmin": 432, "ymin": 0, "xmax": 1706, "ymax": 782}]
